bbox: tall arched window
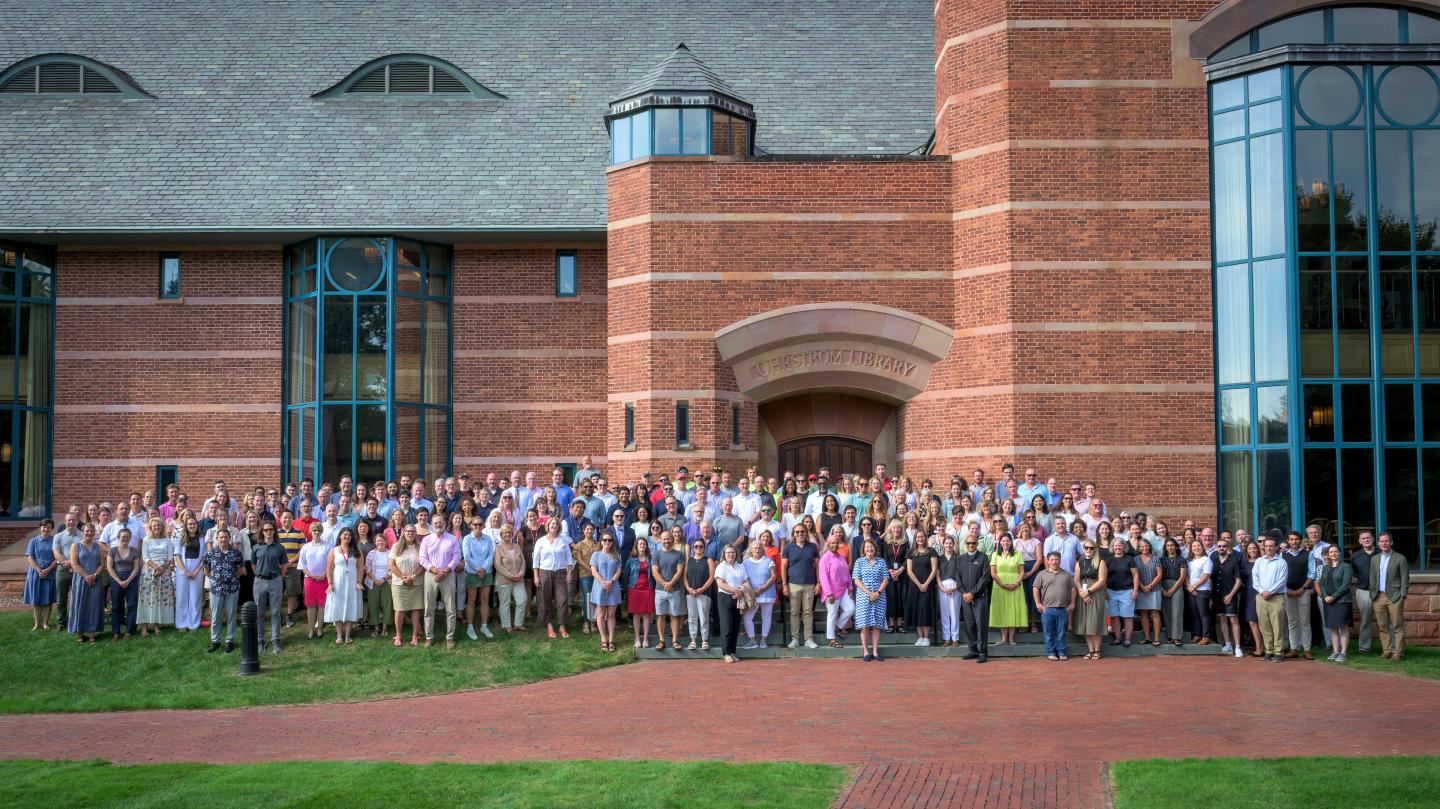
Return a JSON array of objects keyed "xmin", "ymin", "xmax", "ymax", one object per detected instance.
[{"xmin": 1208, "ymin": 4, "xmax": 1440, "ymax": 567}]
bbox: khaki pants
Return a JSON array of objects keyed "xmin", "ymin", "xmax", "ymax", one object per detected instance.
[
  {"xmin": 1284, "ymin": 590, "xmax": 1311, "ymax": 651},
  {"xmin": 1256, "ymin": 593, "xmax": 1286, "ymax": 655},
  {"xmin": 1373, "ymin": 593, "xmax": 1405, "ymax": 657},
  {"xmin": 787, "ymin": 583, "xmax": 815, "ymax": 643},
  {"xmin": 496, "ymin": 579, "xmax": 528, "ymax": 629},
  {"xmin": 424, "ymin": 571, "xmax": 457, "ymax": 642}
]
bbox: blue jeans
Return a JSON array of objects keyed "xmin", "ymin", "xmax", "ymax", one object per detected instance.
[{"xmin": 1042, "ymin": 607, "xmax": 1068, "ymax": 657}]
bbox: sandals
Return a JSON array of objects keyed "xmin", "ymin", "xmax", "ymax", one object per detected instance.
[
  {"xmin": 701, "ymin": 641, "xmax": 710, "ymax": 651},
  {"xmin": 830, "ymin": 640, "xmax": 843, "ymax": 648},
  {"xmin": 393, "ymin": 636, "xmax": 402, "ymax": 647},
  {"xmin": 634, "ymin": 639, "xmax": 642, "ymax": 649},
  {"xmin": 687, "ymin": 641, "xmax": 697, "ymax": 651},
  {"xmin": 655, "ymin": 641, "xmax": 666, "ymax": 651}
]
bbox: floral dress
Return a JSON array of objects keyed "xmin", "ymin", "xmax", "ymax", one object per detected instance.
[{"xmin": 852, "ymin": 556, "xmax": 889, "ymax": 629}]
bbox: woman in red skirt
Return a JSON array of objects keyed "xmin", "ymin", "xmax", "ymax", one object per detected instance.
[{"xmin": 625, "ymin": 536, "xmax": 655, "ymax": 648}]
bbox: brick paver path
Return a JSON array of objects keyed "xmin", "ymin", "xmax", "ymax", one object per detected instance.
[{"xmin": 4, "ymin": 657, "xmax": 1438, "ymax": 806}]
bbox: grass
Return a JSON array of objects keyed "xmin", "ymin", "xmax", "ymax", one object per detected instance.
[
  {"xmin": 0, "ymin": 759, "xmax": 847, "ymax": 809},
  {"xmin": 1321, "ymin": 644, "xmax": 1440, "ymax": 681},
  {"xmin": 1112, "ymin": 756, "xmax": 1440, "ymax": 809},
  {"xmin": 0, "ymin": 609, "xmax": 630, "ymax": 714}
]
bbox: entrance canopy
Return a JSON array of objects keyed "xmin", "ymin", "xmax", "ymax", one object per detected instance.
[{"xmin": 714, "ymin": 303, "xmax": 953, "ymax": 404}]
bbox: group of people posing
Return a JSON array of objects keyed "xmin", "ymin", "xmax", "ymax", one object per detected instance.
[{"xmin": 18, "ymin": 459, "xmax": 1412, "ymax": 666}]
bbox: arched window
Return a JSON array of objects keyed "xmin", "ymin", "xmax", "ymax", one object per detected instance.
[
  {"xmin": 314, "ymin": 55, "xmax": 504, "ymax": 99},
  {"xmin": 1207, "ymin": 5, "xmax": 1440, "ymax": 568},
  {"xmin": 0, "ymin": 54, "xmax": 148, "ymax": 98}
]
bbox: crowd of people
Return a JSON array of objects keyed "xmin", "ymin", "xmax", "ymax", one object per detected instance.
[{"xmin": 19, "ymin": 459, "xmax": 1412, "ymax": 665}]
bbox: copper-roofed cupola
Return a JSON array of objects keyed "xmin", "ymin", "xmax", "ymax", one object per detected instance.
[{"xmin": 607, "ymin": 43, "xmax": 754, "ymax": 163}]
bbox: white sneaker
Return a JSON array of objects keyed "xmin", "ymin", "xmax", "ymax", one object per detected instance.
[
  {"xmin": 915, "ymin": 638, "xmax": 925, "ymax": 646},
  {"xmin": 787, "ymin": 639, "xmax": 799, "ymax": 649},
  {"xmin": 758, "ymin": 640, "xmax": 768, "ymax": 648},
  {"xmin": 742, "ymin": 640, "xmax": 759, "ymax": 650},
  {"xmin": 466, "ymin": 625, "xmax": 478, "ymax": 641},
  {"xmin": 804, "ymin": 639, "xmax": 818, "ymax": 649},
  {"xmin": 1221, "ymin": 643, "xmax": 1233, "ymax": 654},
  {"xmin": 479, "ymin": 624, "xmax": 494, "ymax": 639},
  {"xmin": 1235, "ymin": 647, "xmax": 1244, "ymax": 658}
]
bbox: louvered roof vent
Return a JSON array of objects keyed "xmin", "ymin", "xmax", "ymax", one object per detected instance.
[
  {"xmin": 0, "ymin": 54, "xmax": 147, "ymax": 97},
  {"xmin": 315, "ymin": 54, "xmax": 505, "ymax": 99}
]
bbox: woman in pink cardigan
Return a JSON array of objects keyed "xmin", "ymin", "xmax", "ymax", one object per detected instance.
[{"xmin": 819, "ymin": 527, "xmax": 855, "ymax": 648}]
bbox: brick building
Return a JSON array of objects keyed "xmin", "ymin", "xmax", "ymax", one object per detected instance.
[{"xmin": 2, "ymin": 1, "xmax": 1439, "ymax": 630}]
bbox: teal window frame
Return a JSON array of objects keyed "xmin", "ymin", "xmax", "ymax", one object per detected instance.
[
  {"xmin": 675, "ymin": 402, "xmax": 690, "ymax": 447},
  {"xmin": 624, "ymin": 403, "xmax": 635, "ymax": 449},
  {"xmin": 609, "ymin": 106, "xmax": 713, "ymax": 163},
  {"xmin": 556, "ymin": 250, "xmax": 577, "ymax": 298},
  {"xmin": 0, "ymin": 240, "xmax": 53, "ymax": 520},
  {"xmin": 159, "ymin": 252, "xmax": 181, "ymax": 299}
]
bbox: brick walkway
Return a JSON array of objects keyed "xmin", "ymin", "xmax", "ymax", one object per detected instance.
[{"xmin": 4, "ymin": 657, "xmax": 1439, "ymax": 806}]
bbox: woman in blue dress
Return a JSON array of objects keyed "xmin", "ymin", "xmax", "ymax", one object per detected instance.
[
  {"xmin": 23, "ymin": 518, "xmax": 58, "ymax": 630},
  {"xmin": 851, "ymin": 537, "xmax": 890, "ymax": 662},
  {"xmin": 589, "ymin": 532, "xmax": 623, "ymax": 652},
  {"xmin": 67, "ymin": 524, "xmax": 106, "ymax": 643}
]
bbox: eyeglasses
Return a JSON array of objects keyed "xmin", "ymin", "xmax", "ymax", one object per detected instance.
[
  {"xmin": 1082, "ymin": 545, "xmax": 1096, "ymax": 550},
  {"xmin": 1069, "ymin": 487, "xmax": 1081, "ymax": 492}
]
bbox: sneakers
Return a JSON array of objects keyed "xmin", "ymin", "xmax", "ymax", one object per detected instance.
[
  {"xmin": 466, "ymin": 625, "xmax": 478, "ymax": 641},
  {"xmin": 914, "ymin": 638, "xmax": 925, "ymax": 647},
  {"xmin": 804, "ymin": 639, "xmax": 818, "ymax": 649},
  {"xmin": 1335, "ymin": 652, "xmax": 1348, "ymax": 662},
  {"xmin": 207, "ymin": 642, "xmax": 220, "ymax": 654},
  {"xmin": 224, "ymin": 641, "xmax": 234, "ymax": 654},
  {"xmin": 1327, "ymin": 650, "xmax": 1339, "ymax": 661},
  {"xmin": 787, "ymin": 639, "xmax": 800, "ymax": 649},
  {"xmin": 1234, "ymin": 647, "xmax": 1244, "ymax": 658},
  {"xmin": 1221, "ymin": 643, "xmax": 1233, "ymax": 654},
  {"xmin": 757, "ymin": 640, "xmax": 768, "ymax": 649},
  {"xmin": 271, "ymin": 642, "xmax": 282, "ymax": 654},
  {"xmin": 479, "ymin": 624, "xmax": 494, "ymax": 639},
  {"xmin": 741, "ymin": 640, "xmax": 760, "ymax": 650}
]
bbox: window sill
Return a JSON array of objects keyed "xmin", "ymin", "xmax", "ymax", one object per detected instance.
[
  {"xmin": 674, "ymin": 443, "xmax": 694, "ymax": 452},
  {"xmin": 622, "ymin": 443, "xmax": 636, "ymax": 452}
]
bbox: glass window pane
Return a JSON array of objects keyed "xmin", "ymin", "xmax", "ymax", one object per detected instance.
[
  {"xmin": 1299, "ymin": 256, "xmax": 1334, "ymax": 377},
  {"xmin": 1212, "ymin": 76, "xmax": 1244, "ymax": 110},
  {"xmin": 393, "ymin": 295, "xmax": 422, "ymax": 402},
  {"xmin": 356, "ymin": 297, "xmax": 387, "ymax": 400},
  {"xmin": 654, "ymin": 108, "xmax": 680, "ymax": 154},
  {"xmin": 393, "ymin": 406, "xmax": 420, "ymax": 480},
  {"xmin": 19, "ymin": 410, "xmax": 47, "ymax": 516},
  {"xmin": 1297, "ymin": 66, "xmax": 1361, "ymax": 126},
  {"xmin": 160, "ymin": 256, "xmax": 181, "ymax": 298},
  {"xmin": 1379, "ymin": 256, "xmax": 1415, "ymax": 377},
  {"xmin": 287, "ymin": 408, "xmax": 307, "ymax": 487},
  {"xmin": 1213, "ymin": 109, "xmax": 1244, "ymax": 142},
  {"xmin": 0, "ymin": 305, "xmax": 14, "ymax": 404},
  {"xmin": 0, "ymin": 246, "xmax": 15, "ymax": 268},
  {"xmin": 289, "ymin": 265, "xmax": 316, "ymax": 297},
  {"xmin": 326, "ymin": 238, "xmax": 387, "ymax": 292},
  {"xmin": 396, "ymin": 241, "xmax": 422, "ymax": 268},
  {"xmin": 1303, "ymin": 448, "xmax": 1338, "ymax": 545},
  {"xmin": 1221, "ymin": 450, "xmax": 1254, "ymax": 534},
  {"xmin": 1258, "ymin": 11, "xmax": 1323, "ymax": 50},
  {"xmin": 1247, "ymin": 69, "xmax": 1282, "ymax": 102},
  {"xmin": 1250, "ymin": 134, "xmax": 1285, "ymax": 257},
  {"xmin": 425, "ymin": 245, "xmax": 447, "ymax": 272},
  {"xmin": 426, "ymin": 272, "xmax": 448, "ymax": 297},
  {"xmin": 1257, "ymin": 448, "xmax": 1292, "ymax": 536},
  {"xmin": 0, "ymin": 410, "xmax": 11, "ymax": 515},
  {"xmin": 1304, "ymin": 384, "xmax": 1335, "ymax": 443},
  {"xmin": 1221, "ymin": 388, "xmax": 1252, "ymax": 445},
  {"xmin": 396, "ymin": 266, "xmax": 421, "ymax": 294},
  {"xmin": 1294, "ymin": 130, "xmax": 1331, "ymax": 252},
  {"xmin": 1209, "ymin": 36, "xmax": 1249, "ymax": 63},
  {"xmin": 1332, "ymin": 7, "xmax": 1399, "ymax": 43},
  {"xmin": 1333, "ymin": 130, "xmax": 1369, "ymax": 252},
  {"xmin": 1252, "ymin": 258, "xmax": 1290, "ymax": 380},
  {"xmin": 1384, "ymin": 448, "xmax": 1420, "ymax": 563},
  {"xmin": 1376, "ymin": 130, "xmax": 1413, "ymax": 251},
  {"xmin": 424, "ymin": 409, "xmax": 449, "ymax": 482},
  {"xmin": 681, "ymin": 107, "xmax": 707, "ymax": 154},
  {"xmin": 1336, "ymin": 257, "xmax": 1372, "ymax": 377},
  {"xmin": 16, "ymin": 303, "xmax": 51, "ymax": 408},
  {"xmin": 424, "ymin": 301, "xmax": 449, "ymax": 405},
  {"xmin": 1425, "ymin": 449, "xmax": 1440, "ymax": 570},
  {"xmin": 632, "ymin": 109, "xmax": 651, "ymax": 159},
  {"xmin": 1386, "ymin": 383, "xmax": 1416, "ymax": 442},
  {"xmin": 322, "ymin": 298, "xmax": 354, "ymax": 399},
  {"xmin": 1340, "ymin": 448, "xmax": 1376, "ymax": 549},
  {"xmin": 1410, "ymin": 12, "xmax": 1440, "ymax": 43},
  {"xmin": 1257, "ymin": 385, "xmax": 1288, "ymax": 444},
  {"xmin": 1247, "ymin": 100, "xmax": 1282, "ymax": 133},
  {"xmin": 355, "ymin": 404, "xmax": 387, "ymax": 483},
  {"xmin": 556, "ymin": 252, "xmax": 577, "ymax": 297},
  {"xmin": 612, "ymin": 113, "xmax": 631, "ymax": 163},
  {"xmin": 1427, "ymin": 385, "xmax": 1440, "ymax": 442},
  {"xmin": 287, "ymin": 298, "xmax": 317, "ymax": 405},
  {"xmin": 1378, "ymin": 66, "xmax": 1439, "ymax": 126},
  {"xmin": 1217, "ymin": 263, "xmax": 1252, "ymax": 384},
  {"xmin": 1414, "ymin": 130, "xmax": 1440, "ymax": 252},
  {"xmin": 321, "ymin": 406, "xmax": 354, "ymax": 487},
  {"xmin": 1213, "ymin": 141, "xmax": 1248, "ymax": 263},
  {"xmin": 290, "ymin": 241, "xmax": 316, "ymax": 269},
  {"xmin": 1341, "ymin": 383, "xmax": 1371, "ymax": 442}
]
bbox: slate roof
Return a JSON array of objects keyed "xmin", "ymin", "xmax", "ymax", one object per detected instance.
[
  {"xmin": 612, "ymin": 43, "xmax": 750, "ymax": 107},
  {"xmin": 0, "ymin": 1, "xmax": 935, "ymax": 236}
]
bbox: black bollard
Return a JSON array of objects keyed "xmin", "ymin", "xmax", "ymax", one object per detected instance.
[{"xmin": 238, "ymin": 601, "xmax": 261, "ymax": 676}]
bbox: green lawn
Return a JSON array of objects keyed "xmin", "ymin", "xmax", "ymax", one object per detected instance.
[
  {"xmin": 1112, "ymin": 756, "xmax": 1440, "ymax": 809},
  {"xmin": 0, "ymin": 760, "xmax": 847, "ymax": 809},
  {"xmin": 1322, "ymin": 645, "xmax": 1440, "ymax": 681},
  {"xmin": 0, "ymin": 609, "xmax": 630, "ymax": 714}
]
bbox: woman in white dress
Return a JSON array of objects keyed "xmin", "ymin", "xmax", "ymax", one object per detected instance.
[
  {"xmin": 137, "ymin": 516, "xmax": 175, "ymax": 633},
  {"xmin": 172, "ymin": 515, "xmax": 206, "ymax": 631},
  {"xmin": 325, "ymin": 527, "xmax": 364, "ymax": 643}
]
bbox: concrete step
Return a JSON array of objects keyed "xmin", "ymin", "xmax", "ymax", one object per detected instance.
[{"xmin": 633, "ymin": 639, "xmax": 1224, "ymax": 660}]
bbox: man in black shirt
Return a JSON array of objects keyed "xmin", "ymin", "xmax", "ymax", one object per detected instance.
[
  {"xmin": 957, "ymin": 536, "xmax": 993, "ymax": 662},
  {"xmin": 1350, "ymin": 531, "xmax": 1378, "ymax": 654},
  {"xmin": 1209, "ymin": 536, "xmax": 1243, "ymax": 658},
  {"xmin": 1282, "ymin": 531, "xmax": 1313, "ymax": 658}
]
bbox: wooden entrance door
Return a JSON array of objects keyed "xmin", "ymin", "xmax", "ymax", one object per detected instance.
[{"xmin": 777, "ymin": 436, "xmax": 873, "ymax": 480}]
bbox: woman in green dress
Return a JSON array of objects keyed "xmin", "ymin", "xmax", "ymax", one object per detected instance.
[
  {"xmin": 988, "ymin": 532, "xmax": 1027, "ymax": 644},
  {"xmin": 1073, "ymin": 539, "xmax": 1109, "ymax": 659}
]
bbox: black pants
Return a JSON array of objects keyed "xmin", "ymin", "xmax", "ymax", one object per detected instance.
[
  {"xmin": 962, "ymin": 595, "xmax": 989, "ymax": 655},
  {"xmin": 1189, "ymin": 590, "xmax": 1213, "ymax": 639},
  {"xmin": 718, "ymin": 592, "xmax": 741, "ymax": 656},
  {"xmin": 110, "ymin": 577, "xmax": 138, "ymax": 636}
]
